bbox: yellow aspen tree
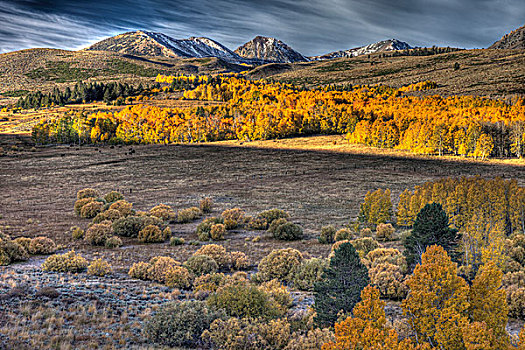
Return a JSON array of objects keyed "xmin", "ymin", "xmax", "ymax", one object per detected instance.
[{"xmin": 402, "ymin": 245, "xmax": 469, "ymax": 350}]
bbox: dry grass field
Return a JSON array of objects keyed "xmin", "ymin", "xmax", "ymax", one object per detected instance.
[{"xmin": 2, "ymin": 134, "xmax": 525, "ymax": 271}]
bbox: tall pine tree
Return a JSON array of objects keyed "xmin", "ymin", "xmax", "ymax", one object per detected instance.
[
  {"xmin": 313, "ymin": 242, "xmax": 369, "ymax": 327},
  {"xmin": 404, "ymin": 202, "xmax": 459, "ymax": 269}
]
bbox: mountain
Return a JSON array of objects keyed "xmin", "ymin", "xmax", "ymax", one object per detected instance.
[
  {"xmin": 311, "ymin": 39, "xmax": 413, "ymax": 60},
  {"xmin": 489, "ymin": 24, "xmax": 525, "ymax": 49},
  {"xmin": 86, "ymin": 30, "xmax": 245, "ymax": 63},
  {"xmin": 234, "ymin": 36, "xmax": 308, "ymax": 63}
]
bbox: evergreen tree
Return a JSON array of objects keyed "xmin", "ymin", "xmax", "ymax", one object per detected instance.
[
  {"xmin": 404, "ymin": 202, "xmax": 459, "ymax": 269},
  {"xmin": 313, "ymin": 242, "xmax": 369, "ymax": 327}
]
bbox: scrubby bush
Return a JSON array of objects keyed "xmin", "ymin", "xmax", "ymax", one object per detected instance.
[
  {"xmin": 108, "ymin": 200, "xmax": 133, "ymax": 217},
  {"xmin": 210, "ymin": 224, "xmax": 226, "ymax": 240},
  {"xmin": 28, "ymin": 236, "xmax": 56, "ymax": 255},
  {"xmin": 147, "ymin": 256, "xmax": 180, "ymax": 283},
  {"xmin": 248, "ymin": 216, "xmax": 268, "ymax": 230},
  {"xmin": 194, "ymin": 273, "xmax": 228, "ymax": 294},
  {"xmin": 259, "ymin": 279, "xmax": 293, "ymax": 313},
  {"xmin": 272, "ymin": 221, "xmax": 303, "ymax": 241},
  {"xmin": 286, "ymin": 328, "xmax": 335, "ymax": 350},
  {"xmin": 318, "ymin": 225, "xmax": 336, "ymax": 244},
  {"xmin": 376, "ymin": 223, "xmax": 395, "ymax": 241},
  {"xmin": 150, "ymin": 204, "xmax": 175, "ymax": 221},
  {"xmin": 230, "ymin": 251, "xmax": 249, "ymax": 270},
  {"xmin": 193, "ymin": 244, "xmax": 230, "ymax": 268},
  {"xmin": 184, "ymin": 255, "xmax": 219, "ymax": 276},
  {"xmin": 71, "ymin": 226, "xmax": 84, "ymax": 240},
  {"xmin": 42, "ymin": 251, "xmax": 88, "ymax": 273},
  {"xmin": 268, "ymin": 218, "xmax": 288, "ymax": 233},
  {"xmin": 138, "ymin": 224, "xmax": 166, "ymax": 243},
  {"xmin": 366, "ymin": 248, "xmax": 407, "ymax": 273},
  {"xmin": 200, "ymin": 197, "xmax": 213, "ymax": 213},
  {"xmin": 0, "ymin": 240, "xmax": 29, "ymax": 265},
  {"xmin": 196, "ymin": 217, "xmax": 224, "ymax": 241},
  {"xmin": 368, "ymin": 262, "xmax": 407, "ymax": 300},
  {"xmin": 112, "ymin": 216, "xmax": 144, "ymax": 237},
  {"xmin": 105, "ymin": 236, "xmax": 122, "ymax": 248},
  {"xmin": 84, "ymin": 222, "xmax": 112, "ymax": 246},
  {"xmin": 77, "ymin": 188, "xmax": 99, "ymax": 200},
  {"xmin": 74, "ymin": 198, "xmax": 94, "ymax": 215},
  {"xmin": 104, "ymin": 190, "xmax": 124, "ymax": 203},
  {"xmin": 350, "ymin": 237, "xmax": 381, "ymax": 257},
  {"xmin": 128, "ymin": 261, "xmax": 150, "ymax": 280},
  {"xmin": 257, "ymin": 248, "xmax": 303, "ymax": 283},
  {"xmin": 144, "ymin": 300, "xmax": 226, "ymax": 348},
  {"xmin": 164, "ymin": 266, "xmax": 192, "ymax": 288},
  {"xmin": 293, "ymin": 258, "xmax": 329, "ymax": 291},
  {"xmin": 221, "ymin": 208, "xmax": 246, "ymax": 229},
  {"xmin": 360, "ymin": 227, "xmax": 373, "ymax": 238},
  {"xmin": 87, "ymin": 258, "xmax": 112, "ymax": 276},
  {"xmin": 170, "ymin": 237, "xmax": 185, "ymax": 246},
  {"xmin": 334, "ymin": 228, "xmax": 353, "ymax": 241},
  {"xmin": 92, "ymin": 209, "xmax": 122, "ymax": 224},
  {"xmin": 13, "ymin": 237, "xmax": 31, "ymax": 251},
  {"xmin": 80, "ymin": 201, "xmax": 103, "ymax": 218},
  {"xmin": 207, "ymin": 283, "xmax": 284, "ymax": 319},
  {"xmin": 178, "ymin": 207, "xmax": 202, "ymax": 223},
  {"xmin": 507, "ymin": 286, "xmax": 525, "ymax": 318},
  {"xmin": 258, "ymin": 209, "xmax": 290, "ymax": 225}
]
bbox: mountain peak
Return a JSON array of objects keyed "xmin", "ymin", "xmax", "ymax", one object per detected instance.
[
  {"xmin": 235, "ymin": 36, "xmax": 308, "ymax": 63},
  {"xmin": 311, "ymin": 38, "xmax": 413, "ymax": 60},
  {"xmin": 85, "ymin": 31, "xmax": 244, "ymax": 62}
]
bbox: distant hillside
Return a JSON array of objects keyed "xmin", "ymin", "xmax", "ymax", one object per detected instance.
[
  {"xmin": 490, "ymin": 24, "xmax": 525, "ymax": 49},
  {"xmin": 235, "ymin": 36, "xmax": 308, "ymax": 63},
  {"xmin": 253, "ymin": 49, "xmax": 525, "ymax": 97},
  {"xmin": 86, "ymin": 31, "xmax": 245, "ymax": 63},
  {"xmin": 311, "ymin": 39, "xmax": 413, "ymax": 60}
]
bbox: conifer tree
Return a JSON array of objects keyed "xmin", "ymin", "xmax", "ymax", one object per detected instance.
[{"xmin": 313, "ymin": 242, "xmax": 369, "ymax": 327}]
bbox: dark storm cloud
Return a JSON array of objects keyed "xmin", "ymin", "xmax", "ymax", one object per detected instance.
[{"xmin": 0, "ymin": 0, "xmax": 524, "ymax": 55}]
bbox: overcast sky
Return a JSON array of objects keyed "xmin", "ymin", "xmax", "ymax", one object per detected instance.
[{"xmin": 0, "ymin": 0, "xmax": 524, "ymax": 55}]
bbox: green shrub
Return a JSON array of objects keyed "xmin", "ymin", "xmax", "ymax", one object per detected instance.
[
  {"xmin": 71, "ymin": 226, "xmax": 84, "ymax": 240},
  {"xmin": 293, "ymin": 258, "xmax": 329, "ymax": 291},
  {"xmin": 28, "ymin": 236, "xmax": 56, "ymax": 255},
  {"xmin": 258, "ymin": 209, "xmax": 290, "ymax": 225},
  {"xmin": 376, "ymin": 223, "xmax": 395, "ymax": 241},
  {"xmin": 360, "ymin": 227, "xmax": 373, "ymax": 238},
  {"xmin": 170, "ymin": 237, "xmax": 185, "ymax": 246},
  {"xmin": 77, "ymin": 188, "xmax": 99, "ymax": 200},
  {"xmin": 144, "ymin": 300, "xmax": 226, "ymax": 348},
  {"xmin": 104, "ymin": 191, "xmax": 124, "ymax": 203},
  {"xmin": 318, "ymin": 225, "xmax": 336, "ymax": 244},
  {"xmin": 257, "ymin": 248, "xmax": 303, "ymax": 283},
  {"xmin": 193, "ymin": 244, "xmax": 231, "ymax": 269},
  {"xmin": 80, "ymin": 201, "xmax": 103, "ymax": 218},
  {"xmin": 42, "ymin": 251, "xmax": 88, "ymax": 273},
  {"xmin": 368, "ymin": 262, "xmax": 407, "ymax": 300},
  {"xmin": 268, "ymin": 218, "xmax": 289, "ymax": 233},
  {"xmin": 184, "ymin": 255, "xmax": 219, "ymax": 276},
  {"xmin": 207, "ymin": 283, "xmax": 284, "ymax": 319},
  {"xmin": 272, "ymin": 221, "xmax": 303, "ymax": 241},
  {"xmin": 178, "ymin": 207, "xmax": 202, "ymax": 223},
  {"xmin": 84, "ymin": 222, "xmax": 112, "ymax": 246},
  {"xmin": 87, "ymin": 258, "xmax": 112, "ymax": 276},
  {"xmin": 199, "ymin": 197, "xmax": 213, "ymax": 213},
  {"xmin": 196, "ymin": 217, "xmax": 224, "ymax": 241},
  {"xmin": 138, "ymin": 224, "xmax": 167, "ymax": 243},
  {"xmin": 0, "ymin": 240, "xmax": 29, "ymax": 265},
  {"xmin": 105, "ymin": 236, "xmax": 123, "ymax": 248},
  {"xmin": 194, "ymin": 273, "xmax": 228, "ymax": 293},
  {"xmin": 108, "ymin": 200, "xmax": 133, "ymax": 217},
  {"xmin": 334, "ymin": 228, "xmax": 353, "ymax": 241},
  {"xmin": 230, "ymin": 251, "xmax": 249, "ymax": 270},
  {"xmin": 112, "ymin": 216, "xmax": 144, "ymax": 237},
  {"xmin": 210, "ymin": 224, "xmax": 226, "ymax": 240},
  {"xmin": 350, "ymin": 237, "xmax": 381, "ymax": 257},
  {"xmin": 74, "ymin": 198, "xmax": 94, "ymax": 215},
  {"xmin": 150, "ymin": 204, "xmax": 175, "ymax": 221},
  {"xmin": 259, "ymin": 279, "xmax": 293, "ymax": 313},
  {"xmin": 13, "ymin": 237, "xmax": 31, "ymax": 251},
  {"xmin": 221, "ymin": 208, "xmax": 246, "ymax": 229},
  {"xmin": 147, "ymin": 256, "xmax": 180, "ymax": 283}
]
